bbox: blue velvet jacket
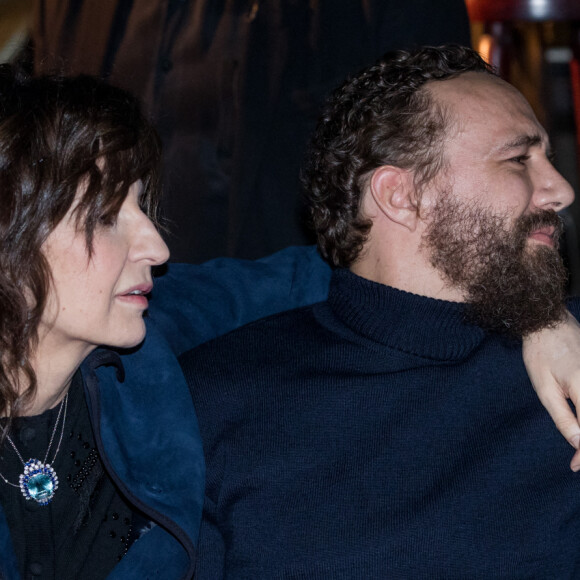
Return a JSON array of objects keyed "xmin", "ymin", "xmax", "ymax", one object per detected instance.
[{"xmin": 0, "ymin": 246, "xmax": 331, "ymax": 580}]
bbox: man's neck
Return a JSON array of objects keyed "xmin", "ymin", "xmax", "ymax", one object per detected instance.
[{"xmin": 350, "ymin": 249, "xmax": 465, "ymax": 303}]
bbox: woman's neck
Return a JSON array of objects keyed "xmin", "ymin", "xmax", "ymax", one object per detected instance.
[{"xmin": 24, "ymin": 338, "xmax": 95, "ymax": 416}]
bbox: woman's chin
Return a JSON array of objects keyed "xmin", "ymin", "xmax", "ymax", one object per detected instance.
[{"xmin": 109, "ymin": 324, "xmax": 147, "ymax": 351}]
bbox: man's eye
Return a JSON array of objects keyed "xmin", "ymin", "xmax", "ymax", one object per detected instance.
[{"xmin": 510, "ymin": 155, "xmax": 530, "ymax": 165}]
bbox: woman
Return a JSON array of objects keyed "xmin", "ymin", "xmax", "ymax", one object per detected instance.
[
  {"xmin": 0, "ymin": 65, "xmax": 202, "ymax": 579},
  {"xmin": 0, "ymin": 63, "xmax": 338, "ymax": 580}
]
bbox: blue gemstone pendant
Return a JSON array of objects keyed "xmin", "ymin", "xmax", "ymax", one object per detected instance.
[{"xmin": 18, "ymin": 459, "xmax": 59, "ymax": 505}]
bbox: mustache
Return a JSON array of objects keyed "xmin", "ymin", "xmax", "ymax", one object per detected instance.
[{"xmin": 516, "ymin": 210, "xmax": 564, "ymax": 239}]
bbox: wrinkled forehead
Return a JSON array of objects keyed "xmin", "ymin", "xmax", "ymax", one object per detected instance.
[
  {"xmin": 427, "ymin": 72, "xmax": 545, "ymax": 137},
  {"xmin": 425, "ymin": 72, "xmax": 548, "ymax": 157}
]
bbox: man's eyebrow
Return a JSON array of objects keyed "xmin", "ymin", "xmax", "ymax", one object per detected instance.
[{"xmin": 496, "ymin": 134, "xmax": 545, "ymax": 153}]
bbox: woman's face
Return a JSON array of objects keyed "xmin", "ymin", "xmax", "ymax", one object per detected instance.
[{"xmin": 39, "ymin": 181, "xmax": 170, "ymax": 358}]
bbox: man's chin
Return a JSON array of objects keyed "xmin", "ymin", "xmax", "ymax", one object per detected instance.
[{"xmin": 465, "ymin": 242, "xmax": 568, "ymax": 337}]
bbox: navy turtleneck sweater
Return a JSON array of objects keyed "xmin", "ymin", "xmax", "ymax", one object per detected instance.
[{"xmin": 180, "ymin": 269, "xmax": 580, "ymax": 579}]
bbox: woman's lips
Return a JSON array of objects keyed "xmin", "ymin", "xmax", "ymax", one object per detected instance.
[
  {"xmin": 117, "ymin": 293, "xmax": 149, "ymax": 308},
  {"xmin": 116, "ymin": 284, "xmax": 153, "ymax": 308}
]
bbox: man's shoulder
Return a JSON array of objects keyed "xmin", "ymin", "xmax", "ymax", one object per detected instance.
[
  {"xmin": 178, "ymin": 304, "xmax": 324, "ymax": 431},
  {"xmin": 179, "ymin": 304, "xmax": 319, "ymax": 378}
]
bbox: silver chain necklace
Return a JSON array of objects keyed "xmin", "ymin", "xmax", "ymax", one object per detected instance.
[{"xmin": 0, "ymin": 393, "xmax": 68, "ymax": 505}]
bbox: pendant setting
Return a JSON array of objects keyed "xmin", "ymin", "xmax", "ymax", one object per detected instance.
[{"xmin": 18, "ymin": 459, "xmax": 59, "ymax": 505}]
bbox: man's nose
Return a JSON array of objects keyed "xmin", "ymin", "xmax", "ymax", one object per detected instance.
[{"xmin": 532, "ymin": 162, "xmax": 575, "ymax": 212}]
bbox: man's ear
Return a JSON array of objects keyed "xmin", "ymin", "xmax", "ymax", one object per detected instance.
[{"xmin": 369, "ymin": 166, "xmax": 419, "ymax": 231}]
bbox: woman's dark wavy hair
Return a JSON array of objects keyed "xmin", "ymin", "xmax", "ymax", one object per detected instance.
[
  {"xmin": 0, "ymin": 65, "xmax": 162, "ymax": 424},
  {"xmin": 301, "ymin": 44, "xmax": 494, "ymax": 268}
]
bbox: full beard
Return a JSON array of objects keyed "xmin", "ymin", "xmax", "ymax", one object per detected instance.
[{"xmin": 423, "ymin": 196, "xmax": 568, "ymax": 337}]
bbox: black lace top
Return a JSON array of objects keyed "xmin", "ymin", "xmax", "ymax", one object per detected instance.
[{"xmin": 0, "ymin": 371, "xmax": 140, "ymax": 580}]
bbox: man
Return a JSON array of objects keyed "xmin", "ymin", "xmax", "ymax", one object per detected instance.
[{"xmin": 179, "ymin": 46, "xmax": 580, "ymax": 578}]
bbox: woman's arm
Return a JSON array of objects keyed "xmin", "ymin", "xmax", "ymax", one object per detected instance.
[
  {"xmin": 523, "ymin": 311, "xmax": 580, "ymax": 471},
  {"xmin": 148, "ymin": 246, "xmax": 332, "ymax": 355}
]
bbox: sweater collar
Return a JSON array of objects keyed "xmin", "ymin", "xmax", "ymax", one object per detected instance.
[{"xmin": 326, "ymin": 269, "xmax": 486, "ymax": 361}]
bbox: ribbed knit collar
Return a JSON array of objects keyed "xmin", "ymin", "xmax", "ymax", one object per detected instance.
[{"xmin": 326, "ymin": 269, "xmax": 487, "ymax": 362}]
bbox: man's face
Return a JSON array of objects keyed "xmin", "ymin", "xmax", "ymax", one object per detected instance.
[{"xmin": 420, "ymin": 73, "xmax": 574, "ymax": 335}]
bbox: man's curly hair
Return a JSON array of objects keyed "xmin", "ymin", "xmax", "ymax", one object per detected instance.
[{"xmin": 301, "ymin": 45, "xmax": 494, "ymax": 268}]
